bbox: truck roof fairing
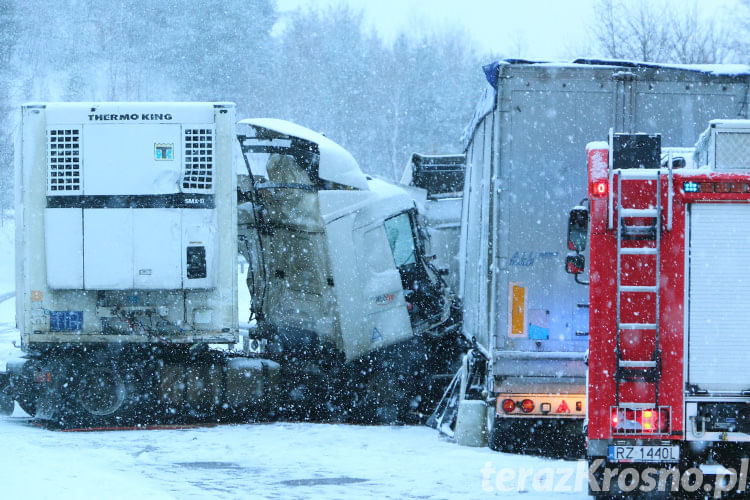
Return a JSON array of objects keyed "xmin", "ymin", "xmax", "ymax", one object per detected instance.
[{"xmin": 237, "ymin": 118, "xmax": 369, "ymax": 191}]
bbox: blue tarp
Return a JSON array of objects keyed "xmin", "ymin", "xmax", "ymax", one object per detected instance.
[{"xmin": 460, "ymin": 62, "xmax": 501, "ymax": 150}]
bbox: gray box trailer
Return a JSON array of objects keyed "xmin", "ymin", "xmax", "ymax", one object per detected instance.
[{"xmin": 459, "ymin": 59, "xmax": 750, "ymax": 451}]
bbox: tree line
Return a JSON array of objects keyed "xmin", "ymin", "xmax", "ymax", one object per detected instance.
[{"xmin": 0, "ymin": 0, "xmax": 747, "ymax": 208}]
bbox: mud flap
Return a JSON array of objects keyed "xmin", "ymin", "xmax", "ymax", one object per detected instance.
[
  {"xmin": 0, "ymin": 371, "xmax": 13, "ymax": 415},
  {"xmin": 5, "ymin": 357, "xmax": 39, "ymax": 417}
]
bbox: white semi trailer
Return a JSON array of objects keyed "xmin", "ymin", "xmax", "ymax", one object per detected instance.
[
  {"xmin": 3, "ymin": 102, "xmax": 279, "ymax": 427},
  {"xmin": 0, "ymin": 105, "xmax": 460, "ymax": 427}
]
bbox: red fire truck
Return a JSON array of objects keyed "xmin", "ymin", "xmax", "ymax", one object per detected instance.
[{"xmin": 567, "ymin": 120, "xmax": 750, "ymax": 497}]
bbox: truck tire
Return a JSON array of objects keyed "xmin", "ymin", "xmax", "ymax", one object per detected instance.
[
  {"xmin": 59, "ymin": 361, "xmax": 142, "ymax": 428},
  {"xmin": 358, "ymin": 370, "xmax": 408, "ymax": 425},
  {"xmin": 75, "ymin": 365, "xmax": 127, "ymax": 417}
]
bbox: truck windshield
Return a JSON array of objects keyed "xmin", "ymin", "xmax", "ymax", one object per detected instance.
[{"xmin": 384, "ymin": 213, "xmax": 417, "ymax": 268}]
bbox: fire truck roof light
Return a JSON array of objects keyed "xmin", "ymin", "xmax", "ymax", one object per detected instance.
[
  {"xmin": 683, "ymin": 181, "xmax": 699, "ymax": 193},
  {"xmin": 592, "ymin": 181, "xmax": 608, "ymax": 197}
]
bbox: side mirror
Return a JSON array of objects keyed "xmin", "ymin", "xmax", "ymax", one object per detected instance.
[
  {"xmin": 567, "ymin": 207, "xmax": 589, "ymax": 253},
  {"xmin": 566, "ymin": 253, "xmax": 585, "ymax": 275}
]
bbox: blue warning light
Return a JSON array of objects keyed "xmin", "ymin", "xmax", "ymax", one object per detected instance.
[{"xmin": 683, "ymin": 181, "xmax": 699, "ymax": 193}]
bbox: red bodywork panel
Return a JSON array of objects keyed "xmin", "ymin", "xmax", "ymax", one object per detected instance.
[{"xmin": 586, "ymin": 146, "xmax": 750, "ymax": 442}]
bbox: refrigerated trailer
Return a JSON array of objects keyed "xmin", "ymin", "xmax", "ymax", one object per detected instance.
[
  {"xmin": 458, "ymin": 59, "xmax": 750, "ymax": 453},
  {"xmin": 16, "ymin": 102, "xmax": 238, "ymax": 344},
  {"xmin": 5, "ymin": 102, "xmax": 282, "ymax": 426},
  {"xmin": 577, "ymin": 120, "xmax": 750, "ymax": 497}
]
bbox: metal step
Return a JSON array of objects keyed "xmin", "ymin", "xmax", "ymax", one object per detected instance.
[
  {"xmin": 620, "ymin": 247, "xmax": 658, "ymax": 255},
  {"xmin": 619, "ymin": 323, "xmax": 657, "ymax": 330},
  {"xmin": 620, "ymin": 208, "xmax": 658, "ymax": 218},
  {"xmin": 619, "ymin": 360, "xmax": 658, "ymax": 368},
  {"xmin": 621, "ymin": 227, "xmax": 657, "ymax": 241},
  {"xmin": 620, "ymin": 285, "xmax": 658, "ymax": 293}
]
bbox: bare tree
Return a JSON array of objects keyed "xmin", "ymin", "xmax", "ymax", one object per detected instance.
[
  {"xmin": 735, "ymin": 0, "xmax": 750, "ymax": 63},
  {"xmin": 591, "ymin": 0, "xmax": 740, "ymax": 63}
]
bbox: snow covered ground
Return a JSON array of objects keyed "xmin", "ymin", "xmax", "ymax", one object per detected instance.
[
  {"xmin": 0, "ymin": 416, "xmax": 591, "ymax": 499},
  {"xmin": 0, "ymin": 215, "xmax": 589, "ymax": 499}
]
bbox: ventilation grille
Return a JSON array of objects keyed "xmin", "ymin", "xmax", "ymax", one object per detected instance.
[
  {"xmin": 183, "ymin": 128, "xmax": 214, "ymax": 192},
  {"xmin": 47, "ymin": 128, "xmax": 81, "ymax": 194}
]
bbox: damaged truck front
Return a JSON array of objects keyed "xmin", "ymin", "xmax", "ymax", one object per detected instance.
[{"xmin": 236, "ymin": 119, "xmax": 461, "ymax": 423}]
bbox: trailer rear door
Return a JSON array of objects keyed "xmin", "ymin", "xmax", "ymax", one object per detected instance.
[{"xmin": 688, "ymin": 203, "xmax": 750, "ymax": 392}]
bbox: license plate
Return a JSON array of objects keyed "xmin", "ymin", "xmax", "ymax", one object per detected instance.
[{"xmin": 608, "ymin": 445, "xmax": 680, "ymax": 463}]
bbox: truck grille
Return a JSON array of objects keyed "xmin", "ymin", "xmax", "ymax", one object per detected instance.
[
  {"xmin": 182, "ymin": 128, "xmax": 214, "ymax": 192},
  {"xmin": 47, "ymin": 128, "xmax": 81, "ymax": 193}
]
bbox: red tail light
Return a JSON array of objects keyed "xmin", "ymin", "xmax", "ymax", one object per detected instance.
[
  {"xmin": 501, "ymin": 399, "xmax": 516, "ymax": 413},
  {"xmin": 521, "ymin": 399, "xmax": 535, "ymax": 413}
]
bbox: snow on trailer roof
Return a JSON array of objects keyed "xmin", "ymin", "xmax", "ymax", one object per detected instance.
[
  {"xmin": 522, "ymin": 59, "xmax": 750, "ymax": 76},
  {"xmin": 237, "ymin": 118, "xmax": 369, "ymax": 191},
  {"xmin": 461, "ymin": 59, "xmax": 750, "ymax": 150}
]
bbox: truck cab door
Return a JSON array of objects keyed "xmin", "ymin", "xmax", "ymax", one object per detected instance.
[{"xmin": 383, "ymin": 211, "xmax": 447, "ymax": 333}]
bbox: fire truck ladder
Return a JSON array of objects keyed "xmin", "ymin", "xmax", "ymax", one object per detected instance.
[{"xmin": 614, "ymin": 171, "xmax": 669, "ymax": 406}]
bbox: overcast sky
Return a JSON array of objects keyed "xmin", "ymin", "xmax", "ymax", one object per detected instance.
[
  {"xmin": 277, "ymin": 0, "xmax": 739, "ymax": 60},
  {"xmin": 277, "ymin": 0, "xmax": 596, "ymax": 59}
]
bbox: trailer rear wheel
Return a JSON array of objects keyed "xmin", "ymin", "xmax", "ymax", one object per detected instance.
[
  {"xmin": 75, "ymin": 366, "xmax": 127, "ymax": 417},
  {"xmin": 58, "ymin": 361, "xmax": 144, "ymax": 428}
]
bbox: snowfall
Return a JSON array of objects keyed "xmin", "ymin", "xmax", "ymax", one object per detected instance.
[{"xmin": 0, "ymin": 214, "xmax": 589, "ymax": 499}]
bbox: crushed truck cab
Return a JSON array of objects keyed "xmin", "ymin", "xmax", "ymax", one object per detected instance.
[{"xmin": 236, "ymin": 119, "xmax": 458, "ymax": 422}]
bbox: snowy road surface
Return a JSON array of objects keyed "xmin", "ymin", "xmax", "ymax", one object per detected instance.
[
  {"xmin": 0, "ymin": 415, "xmax": 590, "ymax": 499},
  {"xmin": 0, "ymin": 217, "xmax": 589, "ymax": 499},
  {"xmin": 2, "ymin": 319, "xmax": 591, "ymax": 499},
  {"xmin": 0, "ymin": 293, "xmax": 589, "ymax": 500}
]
